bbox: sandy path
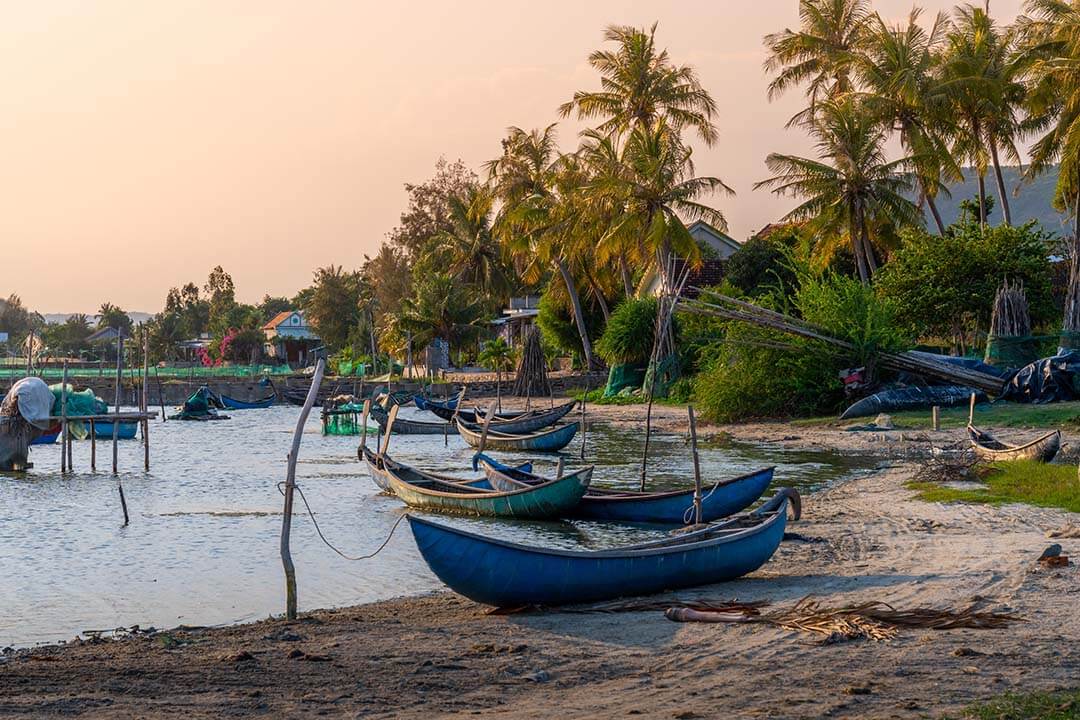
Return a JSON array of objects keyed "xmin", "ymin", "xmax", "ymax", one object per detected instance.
[{"xmin": 2, "ymin": 457, "xmax": 1077, "ymax": 719}]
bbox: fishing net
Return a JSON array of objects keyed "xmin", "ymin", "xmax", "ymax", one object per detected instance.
[
  {"xmin": 603, "ymin": 363, "xmax": 646, "ymax": 398},
  {"xmin": 984, "ymin": 334, "xmax": 1040, "ymax": 369},
  {"xmin": 642, "ymin": 354, "xmax": 680, "ymax": 398},
  {"xmin": 48, "ymin": 384, "xmax": 109, "ymax": 439},
  {"xmin": 322, "ymin": 406, "xmax": 378, "ymax": 436},
  {"xmin": 170, "ymin": 386, "xmax": 228, "ymax": 420}
]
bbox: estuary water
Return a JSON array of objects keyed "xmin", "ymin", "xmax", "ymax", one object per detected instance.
[{"xmin": 0, "ymin": 404, "xmax": 877, "ymax": 647}]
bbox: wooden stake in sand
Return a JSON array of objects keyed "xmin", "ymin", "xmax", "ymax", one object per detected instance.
[
  {"xmin": 932, "ymin": 405, "xmax": 941, "ymax": 432},
  {"xmin": 61, "ymin": 361, "xmax": 69, "ymax": 474},
  {"xmin": 112, "ymin": 332, "xmax": 123, "ymax": 475},
  {"xmin": 281, "ymin": 357, "xmax": 325, "ymax": 621}
]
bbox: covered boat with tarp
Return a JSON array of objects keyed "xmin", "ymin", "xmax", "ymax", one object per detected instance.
[
  {"xmin": 1, "ymin": 377, "xmax": 56, "ymax": 470},
  {"xmin": 170, "ymin": 386, "xmax": 230, "ymax": 421}
]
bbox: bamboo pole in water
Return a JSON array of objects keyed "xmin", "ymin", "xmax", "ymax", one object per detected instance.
[
  {"xmin": 688, "ymin": 406, "xmax": 702, "ymax": 526},
  {"xmin": 112, "ymin": 332, "xmax": 122, "ymax": 475},
  {"xmin": 61, "ymin": 361, "xmax": 69, "ymax": 474},
  {"xmin": 90, "ymin": 419, "xmax": 96, "ymax": 472},
  {"xmin": 142, "ymin": 327, "xmax": 150, "ymax": 471},
  {"xmin": 281, "ymin": 357, "xmax": 324, "ymax": 620}
]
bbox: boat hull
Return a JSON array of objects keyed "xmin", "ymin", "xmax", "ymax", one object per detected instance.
[
  {"xmin": 459, "ymin": 422, "xmax": 577, "ymax": 453},
  {"xmin": 481, "ymin": 459, "xmax": 774, "ymax": 524},
  {"xmin": 407, "ymin": 492, "xmax": 791, "ymax": 606},
  {"xmin": 459, "ymin": 401, "xmax": 576, "ymax": 435},
  {"xmin": 220, "ymin": 394, "xmax": 275, "ymax": 410},
  {"xmin": 968, "ymin": 426, "xmax": 1061, "ymax": 463},
  {"xmin": 92, "ymin": 421, "xmax": 138, "ymax": 440}
]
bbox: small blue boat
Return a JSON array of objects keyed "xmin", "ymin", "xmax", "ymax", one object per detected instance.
[
  {"xmin": 220, "ymin": 393, "xmax": 275, "ymax": 410},
  {"xmin": 92, "ymin": 421, "xmax": 138, "ymax": 440},
  {"xmin": 30, "ymin": 432, "xmax": 59, "ymax": 446},
  {"xmin": 415, "ymin": 395, "xmax": 456, "ymax": 413},
  {"xmin": 475, "ymin": 454, "xmax": 775, "ymax": 524},
  {"xmin": 407, "ymin": 489, "xmax": 799, "ymax": 607}
]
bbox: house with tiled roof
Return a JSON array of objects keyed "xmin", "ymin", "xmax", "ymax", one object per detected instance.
[
  {"xmin": 637, "ymin": 221, "xmax": 737, "ymax": 298},
  {"xmin": 262, "ymin": 310, "xmax": 319, "ymax": 365}
]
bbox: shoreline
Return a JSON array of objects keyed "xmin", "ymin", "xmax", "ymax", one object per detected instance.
[{"xmin": 2, "ymin": 407, "xmax": 1078, "ymax": 718}]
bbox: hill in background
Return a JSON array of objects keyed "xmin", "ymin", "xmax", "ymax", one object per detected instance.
[
  {"xmin": 930, "ymin": 165, "xmax": 1072, "ymax": 236},
  {"xmin": 42, "ymin": 312, "xmax": 153, "ymax": 326}
]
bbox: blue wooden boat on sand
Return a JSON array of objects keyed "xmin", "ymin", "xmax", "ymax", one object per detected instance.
[
  {"xmin": 474, "ymin": 454, "xmax": 774, "ymax": 524},
  {"xmin": 407, "ymin": 488, "xmax": 800, "ymax": 607},
  {"xmin": 220, "ymin": 393, "xmax": 275, "ymax": 410}
]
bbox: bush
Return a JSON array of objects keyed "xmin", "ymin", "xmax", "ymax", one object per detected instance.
[
  {"xmin": 694, "ymin": 271, "xmax": 910, "ymax": 422},
  {"xmin": 724, "ymin": 227, "xmax": 799, "ymax": 298},
  {"xmin": 536, "ymin": 284, "xmax": 605, "ymax": 362},
  {"xmin": 876, "ymin": 221, "xmax": 1056, "ymax": 350},
  {"xmin": 595, "ymin": 297, "xmax": 658, "ymax": 365}
]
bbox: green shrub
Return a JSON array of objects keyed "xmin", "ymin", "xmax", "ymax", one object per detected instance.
[{"xmin": 595, "ymin": 297, "xmax": 658, "ymax": 365}]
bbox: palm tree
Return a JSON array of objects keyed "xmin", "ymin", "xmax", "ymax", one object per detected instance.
[
  {"xmin": 559, "ymin": 23, "xmax": 718, "ymax": 145},
  {"xmin": 939, "ymin": 4, "xmax": 1027, "ymax": 226},
  {"xmin": 588, "ymin": 121, "xmax": 733, "ymax": 290},
  {"xmin": 478, "ymin": 337, "xmax": 516, "ymax": 412},
  {"xmin": 764, "ymin": 0, "xmax": 873, "ymax": 126},
  {"xmin": 1019, "ymin": 0, "xmax": 1080, "ymax": 240},
  {"xmin": 486, "ymin": 125, "xmax": 601, "ymax": 368},
  {"xmin": 437, "ymin": 186, "xmax": 513, "ymax": 301},
  {"xmin": 857, "ymin": 9, "xmax": 956, "ymax": 235},
  {"xmin": 755, "ymin": 97, "xmax": 922, "ymax": 283},
  {"xmin": 396, "ymin": 272, "xmax": 486, "ymax": 363}
]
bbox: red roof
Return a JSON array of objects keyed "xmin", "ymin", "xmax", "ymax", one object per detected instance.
[{"xmin": 262, "ymin": 310, "xmax": 296, "ymax": 331}]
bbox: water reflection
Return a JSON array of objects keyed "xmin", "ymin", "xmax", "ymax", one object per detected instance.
[{"xmin": 1, "ymin": 404, "xmax": 875, "ymax": 646}]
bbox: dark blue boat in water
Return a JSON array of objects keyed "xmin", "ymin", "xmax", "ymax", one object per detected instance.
[
  {"xmin": 220, "ymin": 393, "xmax": 275, "ymax": 410},
  {"xmin": 407, "ymin": 489, "xmax": 799, "ymax": 607},
  {"xmin": 475, "ymin": 454, "xmax": 774, "ymax": 524}
]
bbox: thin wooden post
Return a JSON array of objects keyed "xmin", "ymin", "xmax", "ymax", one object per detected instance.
[
  {"xmin": 112, "ymin": 331, "xmax": 122, "ymax": 475},
  {"xmin": 90, "ymin": 419, "xmax": 96, "ymax": 472},
  {"xmin": 281, "ymin": 358, "xmax": 325, "ymax": 620},
  {"xmin": 359, "ymin": 399, "xmax": 371, "ymax": 453},
  {"xmin": 142, "ymin": 326, "xmax": 150, "ymax": 471},
  {"xmin": 61, "ymin": 361, "xmax": 69, "ymax": 474},
  {"xmin": 688, "ymin": 406, "xmax": 702, "ymax": 526},
  {"xmin": 968, "ymin": 392, "xmax": 977, "ymax": 426},
  {"xmin": 25, "ymin": 330, "xmax": 33, "ymax": 375},
  {"xmin": 156, "ymin": 367, "xmax": 166, "ymax": 422},
  {"xmin": 579, "ymin": 381, "xmax": 588, "ymax": 462},
  {"xmin": 932, "ymin": 405, "xmax": 941, "ymax": 432},
  {"xmin": 555, "ymin": 456, "xmax": 564, "ymax": 479},
  {"xmin": 379, "ymin": 404, "xmax": 400, "ymax": 457},
  {"xmin": 477, "ymin": 404, "xmax": 496, "ymax": 455}
]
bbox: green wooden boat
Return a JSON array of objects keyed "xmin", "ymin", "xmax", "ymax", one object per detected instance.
[{"xmin": 374, "ymin": 451, "xmax": 592, "ymax": 518}]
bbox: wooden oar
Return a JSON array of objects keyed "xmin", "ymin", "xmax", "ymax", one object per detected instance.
[
  {"xmin": 449, "ymin": 386, "xmax": 467, "ymax": 425},
  {"xmin": 379, "ymin": 404, "xmax": 399, "ymax": 457},
  {"xmin": 477, "ymin": 403, "xmax": 496, "ymax": 455},
  {"xmin": 359, "ymin": 399, "xmax": 371, "ymax": 451}
]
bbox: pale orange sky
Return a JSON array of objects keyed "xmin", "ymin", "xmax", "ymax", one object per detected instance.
[{"xmin": 1, "ymin": 0, "xmax": 1024, "ymax": 313}]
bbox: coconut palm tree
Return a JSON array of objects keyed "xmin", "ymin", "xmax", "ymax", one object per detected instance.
[
  {"xmin": 395, "ymin": 272, "xmax": 486, "ymax": 363},
  {"xmin": 1019, "ymin": 0, "xmax": 1080, "ymax": 239},
  {"xmin": 478, "ymin": 337, "xmax": 516, "ymax": 412},
  {"xmin": 559, "ymin": 23, "xmax": 718, "ymax": 146},
  {"xmin": 437, "ymin": 186, "xmax": 513, "ymax": 302},
  {"xmin": 755, "ymin": 97, "xmax": 922, "ymax": 283},
  {"xmin": 939, "ymin": 4, "xmax": 1027, "ymax": 226},
  {"xmin": 857, "ymin": 9, "xmax": 956, "ymax": 235},
  {"xmin": 486, "ymin": 125, "xmax": 601, "ymax": 368},
  {"xmin": 587, "ymin": 121, "xmax": 733, "ymax": 290},
  {"xmin": 764, "ymin": 0, "xmax": 873, "ymax": 126}
]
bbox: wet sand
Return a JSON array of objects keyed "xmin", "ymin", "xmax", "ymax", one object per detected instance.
[{"xmin": 2, "ymin": 405, "xmax": 1078, "ymax": 719}]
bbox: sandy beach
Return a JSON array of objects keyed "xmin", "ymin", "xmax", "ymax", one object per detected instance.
[{"xmin": 2, "ymin": 404, "xmax": 1077, "ymax": 719}]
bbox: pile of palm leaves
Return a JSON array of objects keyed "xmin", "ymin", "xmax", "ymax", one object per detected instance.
[
  {"xmin": 664, "ymin": 596, "xmax": 1022, "ymax": 642},
  {"xmin": 912, "ymin": 452, "xmax": 991, "ymax": 484}
]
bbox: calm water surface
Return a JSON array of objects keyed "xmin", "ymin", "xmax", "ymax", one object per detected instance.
[{"xmin": 0, "ymin": 405, "xmax": 877, "ymax": 646}]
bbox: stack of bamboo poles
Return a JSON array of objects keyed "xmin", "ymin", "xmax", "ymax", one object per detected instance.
[
  {"xmin": 512, "ymin": 327, "xmax": 550, "ymax": 398},
  {"xmin": 988, "ymin": 280, "xmax": 1031, "ymax": 338},
  {"xmin": 678, "ymin": 288, "xmax": 1006, "ymax": 395}
]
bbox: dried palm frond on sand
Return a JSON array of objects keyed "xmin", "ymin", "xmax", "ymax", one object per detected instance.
[
  {"xmin": 665, "ymin": 597, "xmax": 1023, "ymax": 643},
  {"xmin": 913, "ymin": 453, "xmax": 995, "ymax": 484}
]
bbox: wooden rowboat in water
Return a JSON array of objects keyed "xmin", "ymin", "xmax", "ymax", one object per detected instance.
[
  {"xmin": 406, "ymin": 488, "xmax": 800, "ymax": 607},
  {"xmin": 967, "ymin": 424, "xmax": 1061, "ymax": 463},
  {"xmin": 457, "ymin": 421, "xmax": 578, "ymax": 453}
]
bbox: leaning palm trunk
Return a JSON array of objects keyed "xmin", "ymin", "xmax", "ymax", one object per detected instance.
[
  {"xmin": 977, "ymin": 173, "xmax": 987, "ymax": 226},
  {"xmin": 555, "ymin": 256, "xmax": 596, "ymax": 369},
  {"xmin": 923, "ymin": 182, "xmax": 946, "ymax": 235},
  {"xmin": 989, "ymin": 140, "xmax": 1012, "ymax": 226},
  {"xmin": 850, "ymin": 207, "xmax": 870, "ymax": 283},
  {"xmin": 619, "ymin": 254, "xmax": 634, "ymax": 298}
]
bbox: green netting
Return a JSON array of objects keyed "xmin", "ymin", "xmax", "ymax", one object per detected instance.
[
  {"xmin": 984, "ymin": 334, "xmax": 1040, "ymax": 368},
  {"xmin": 169, "ymin": 386, "xmax": 227, "ymax": 420},
  {"xmin": 49, "ymin": 384, "xmax": 110, "ymax": 439},
  {"xmin": 0, "ymin": 363, "xmax": 293, "ymax": 379},
  {"xmin": 642, "ymin": 354, "xmax": 681, "ymax": 398},
  {"xmin": 322, "ymin": 404, "xmax": 378, "ymax": 436},
  {"xmin": 603, "ymin": 363, "xmax": 646, "ymax": 398}
]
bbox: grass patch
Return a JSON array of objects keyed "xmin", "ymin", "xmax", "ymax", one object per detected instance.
[
  {"xmin": 908, "ymin": 460, "xmax": 1080, "ymax": 513},
  {"xmin": 569, "ymin": 388, "xmax": 685, "ymax": 407},
  {"xmin": 795, "ymin": 400, "xmax": 1080, "ymax": 431},
  {"xmin": 961, "ymin": 689, "xmax": 1080, "ymax": 719}
]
